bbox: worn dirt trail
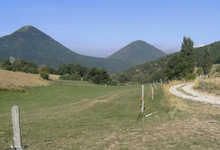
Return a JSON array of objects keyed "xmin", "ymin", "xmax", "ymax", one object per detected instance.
[{"xmin": 169, "ymin": 83, "xmax": 220, "ymax": 105}]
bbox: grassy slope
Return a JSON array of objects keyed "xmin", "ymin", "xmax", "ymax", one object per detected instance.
[{"xmin": 0, "ymin": 80, "xmax": 220, "ymax": 149}]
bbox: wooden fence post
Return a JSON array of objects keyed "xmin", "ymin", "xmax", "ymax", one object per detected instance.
[
  {"xmin": 150, "ymin": 84, "xmax": 154, "ymax": 100},
  {"xmin": 141, "ymin": 85, "xmax": 144, "ymax": 113},
  {"xmin": 11, "ymin": 106, "xmax": 23, "ymax": 150},
  {"xmin": 160, "ymin": 79, "xmax": 162, "ymax": 86}
]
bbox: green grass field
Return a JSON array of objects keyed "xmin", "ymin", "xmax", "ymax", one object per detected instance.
[{"xmin": 1, "ymin": 81, "xmax": 220, "ymax": 149}]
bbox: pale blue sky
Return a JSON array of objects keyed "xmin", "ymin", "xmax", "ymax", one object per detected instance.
[{"xmin": 1, "ymin": 0, "xmax": 220, "ymax": 57}]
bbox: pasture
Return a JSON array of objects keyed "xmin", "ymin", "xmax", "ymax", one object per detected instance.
[{"xmin": 1, "ymin": 75, "xmax": 220, "ymax": 149}]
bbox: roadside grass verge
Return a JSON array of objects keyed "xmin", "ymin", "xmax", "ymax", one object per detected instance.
[
  {"xmin": 1, "ymin": 81, "xmax": 220, "ymax": 149},
  {"xmin": 194, "ymin": 78, "xmax": 220, "ymax": 95}
]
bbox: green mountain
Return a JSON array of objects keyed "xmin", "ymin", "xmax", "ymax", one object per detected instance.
[
  {"xmin": 0, "ymin": 25, "xmax": 133, "ymax": 73},
  {"xmin": 119, "ymin": 40, "xmax": 220, "ymax": 83},
  {"xmin": 107, "ymin": 40, "xmax": 166, "ymax": 65}
]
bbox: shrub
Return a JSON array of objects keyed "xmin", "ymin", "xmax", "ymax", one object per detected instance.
[
  {"xmin": 59, "ymin": 74, "xmax": 72, "ymax": 80},
  {"xmin": 197, "ymin": 67, "xmax": 203, "ymax": 75},
  {"xmin": 216, "ymin": 66, "xmax": 220, "ymax": 72},
  {"xmin": 39, "ymin": 66, "xmax": 49, "ymax": 80},
  {"xmin": 186, "ymin": 73, "xmax": 196, "ymax": 81}
]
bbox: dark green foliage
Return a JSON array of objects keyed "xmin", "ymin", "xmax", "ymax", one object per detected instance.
[
  {"xmin": 202, "ymin": 48, "xmax": 213, "ymax": 75},
  {"xmin": 186, "ymin": 73, "xmax": 196, "ymax": 81},
  {"xmin": 197, "ymin": 67, "xmax": 203, "ymax": 75},
  {"xmin": 58, "ymin": 63, "xmax": 89, "ymax": 81},
  {"xmin": 1, "ymin": 60, "xmax": 13, "ymax": 71},
  {"xmin": 45, "ymin": 66, "xmax": 58, "ymax": 74},
  {"xmin": 117, "ymin": 72, "xmax": 128, "ymax": 83},
  {"xmin": 164, "ymin": 37, "xmax": 195, "ymax": 80},
  {"xmin": 164, "ymin": 54, "xmax": 187, "ymax": 80},
  {"xmin": 131, "ymin": 73, "xmax": 146, "ymax": 84},
  {"xmin": 39, "ymin": 66, "xmax": 49, "ymax": 80},
  {"xmin": 59, "ymin": 74, "xmax": 72, "ymax": 80},
  {"xmin": 87, "ymin": 67, "xmax": 111, "ymax": 84},
  {"xmin": 195, "ymin": 41, "xmax": 220, "ymax": 66},
  {"xmin": 114, "ymin": 53, "xmax": 175, "ymax": 84},
  {"xmin": 0, "ymin": 59, "xmax": 38, "ymax": 73},
  {"xmin": 150, "ymin": 69, "xmax": 166, "ymax": 82},
  {"xmin": 180, "ymin": 37, "xmax": 195, "ymax": 73},
  {"xmin": 107, "ymin": 40, "xmax": 166, "ymax": 65},
  {"xmin": 216, "ymin": 66, "xmax": 220, "ymax": 72}
]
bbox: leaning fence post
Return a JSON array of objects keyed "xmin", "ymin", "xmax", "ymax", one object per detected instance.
[
  {"xmin": 141, "ymin": 85, "xmax": 144, "ymax": 113},
  {"xmin": 11, "ymin": 106, "xmax": 23, "ymax": 150}
]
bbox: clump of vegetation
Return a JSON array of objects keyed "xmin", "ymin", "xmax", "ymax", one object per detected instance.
[
  {"xmin": 216, "ymin": 65, "xmax": 220, "ymax": 72},
  {"xmin": 86, "ymin": 67, "xmax": 111, "ymax": 85},
  {"xmin": 0, "ymin": 59, "xmax": 38, "ymax": 74},
  {"xmin": 164, "ymin": 37, "xmax": 195, "ymax": 80},
  {"xmin": 196, "ymin": 67, "xmax": 203, "ymax": 75},
  {"xmin": 186, "ymin": 73, "xmax": 196, "ymax": 81},
  {"xmin": 39, "ymin": 66, "xmax": 49, "ymax": 80},
  {"xmin": 202, "ymin": 47, "xmax": 213, "ymax": 75}
]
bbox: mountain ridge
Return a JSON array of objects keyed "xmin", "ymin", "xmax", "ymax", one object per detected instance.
[{"xmin": 0, "ymin": 25, "xmax": 166, "ymax": 73}]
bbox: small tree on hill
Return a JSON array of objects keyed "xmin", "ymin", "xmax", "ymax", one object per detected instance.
[{"xmin": 202, "ymin": 47, "xmax": 213, "ymax": 75}]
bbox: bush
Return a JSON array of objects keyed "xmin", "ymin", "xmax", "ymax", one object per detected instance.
[
  {"xmin": 39, "ymin": 71, "xmax": 49, "ymax": 80},
  {"xmin": 59, "ymin": 74, "xmax": 72, "ymax": 80},
  {"xmin": 216, "ymin": 66, "xmax": 220, "ymax": 72},
  {"xmin": 186, "ymin": 73, "xmax": 196, "ymax": 81},
  {"xmin": 197, "ymin": 67, "xmax": 203, "ymax": 75},
  {"xmin": 39, "ymin": 66, "xmax": 49, "ymax": 80}
]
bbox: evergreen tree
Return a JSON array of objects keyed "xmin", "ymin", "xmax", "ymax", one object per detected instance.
[
  {"xmin": 180, "ymin": 36, "xmax": 195, "ymax": 73},
  {"xmin": 202, "ymin": 47, "xmax": 213, "ymax": 75},
  {"xmin": 164, "ymin": 36, "xmax": 195, "ymax": 80}
]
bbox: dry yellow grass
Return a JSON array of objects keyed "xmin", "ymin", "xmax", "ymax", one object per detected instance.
[
  {"xmin": 163, "ymin": 81, "xmax": 188, "ymax": 112},
  {"xmin": 0, "ymin": 69, "xmax": 49, "ymax": 90},
  {"xmin": 49, "ymin": 74, "xmax": 60, "ymax": 80}
]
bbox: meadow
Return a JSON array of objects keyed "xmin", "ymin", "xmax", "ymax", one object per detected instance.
[{"xmin": 1, "ymin": 77, "xmax": 220, "ymax": 149}]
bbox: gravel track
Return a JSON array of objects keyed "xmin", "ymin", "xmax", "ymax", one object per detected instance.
[{"xmin": 169, "ymin": 83, "xmax": 220, "ymax": 105}]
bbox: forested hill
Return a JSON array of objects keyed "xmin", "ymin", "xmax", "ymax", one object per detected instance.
[
  {"xmin": 119, "ymin": 40, "xmax": 220, "ymax": 83},
  {"xmin": 195, "ymin": 41, "xmax": 220, "ymax": 66},
  {"xmin": 0, "ymin": 25, "xmax": 133, "ymax": 73},
  {"xmin": 107, "ymin": 40, "xmax": 166, "ymax": 65}
]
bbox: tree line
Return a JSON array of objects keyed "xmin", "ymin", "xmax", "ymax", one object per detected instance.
[
  {"xmin": 0, "ymin": 59, "xmax": 113, "ymax": 85},
  {"xmin": 0, "ymin": 36, "xmax": 215, "ymax": 85}
]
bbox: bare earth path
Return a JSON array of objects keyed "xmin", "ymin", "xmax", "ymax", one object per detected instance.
[{"xmin": 169, "ymin": 83, "xmax": 220, "ymax": 105}]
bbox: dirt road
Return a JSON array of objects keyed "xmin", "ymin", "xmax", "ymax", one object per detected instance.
[{"xmin": 169, "ymin": 83, "xmax": 220, "ymax": 105}]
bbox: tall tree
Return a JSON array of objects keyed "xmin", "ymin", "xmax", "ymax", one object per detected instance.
[
  {"xmin": 202, "ymin": 47, "xmax": 213, "ymax": 75},
  {"xmin": 180, "ymin": 36, "xmax": 195, "ymax": 73},
  {"xmin": 164, "ymin": 36, "xmax": 195, "ymax": 80}
]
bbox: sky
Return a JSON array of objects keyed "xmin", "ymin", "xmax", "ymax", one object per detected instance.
[{"xmin": 1, "ymin": 0, "xmax": 220, "ymax": 57}]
